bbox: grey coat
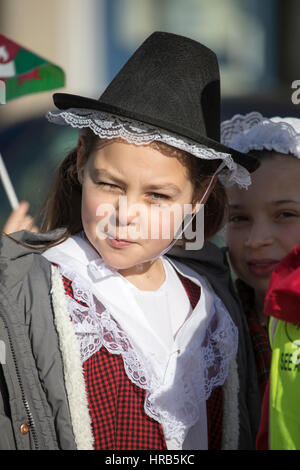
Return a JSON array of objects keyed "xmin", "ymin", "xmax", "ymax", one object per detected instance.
[{"xmin": 0, "ymin": 229, "xmax": 261, "ymax": 450}]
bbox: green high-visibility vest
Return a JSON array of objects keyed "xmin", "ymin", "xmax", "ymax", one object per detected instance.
[{"xmin": 269, "ymin": 317, "xmax": 300, "ymax": 450}]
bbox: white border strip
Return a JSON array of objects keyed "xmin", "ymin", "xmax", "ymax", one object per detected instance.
[{"xmin": 50, "ymin": 264, "xmax": 94, "ymax": 450}]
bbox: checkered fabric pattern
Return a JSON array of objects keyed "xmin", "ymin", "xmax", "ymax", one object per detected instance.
[
  {"xmin": 83, "ymin": 345, "xmax": 166, "ymax": 449},
  {"xmin": 58, "ymin": 265, "xmax": 223, "ymax": 449}
]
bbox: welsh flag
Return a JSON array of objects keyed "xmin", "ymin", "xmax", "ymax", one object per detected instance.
[{"xmin": 0, "ymin": 33, "xmax": 65, "ymax": 104}]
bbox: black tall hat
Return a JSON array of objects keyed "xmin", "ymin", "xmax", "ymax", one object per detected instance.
[{"xmin": 52, "ymin": 31, "xmax": 259, "ymax": 173}]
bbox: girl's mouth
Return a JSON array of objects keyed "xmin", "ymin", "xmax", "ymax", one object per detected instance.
[
  {"xmin": 247, "ymin": 259, "xmax": 279, "ymax": 277},
  {"xmin": 106, "ymin": 236, "xmax": 135, "ymax": 248}
]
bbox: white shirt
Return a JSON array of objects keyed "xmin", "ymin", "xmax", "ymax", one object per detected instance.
[{"xmin": 121, "ymin": 257, "xmax": 193, "ymax": 352}]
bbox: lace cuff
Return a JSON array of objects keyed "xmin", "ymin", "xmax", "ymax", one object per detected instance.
[{"xmin": 46, "ymin": 108, "xmax": 251, "ymax": 189}]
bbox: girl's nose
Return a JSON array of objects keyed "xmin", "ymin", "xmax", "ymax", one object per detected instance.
[
  {"xmin": 244, "ymin": 222, "xmax": 274, "ymax": 249},
  {"xmin": 115, "ymin": 195, "xmax": 142, "ymax": 226}
]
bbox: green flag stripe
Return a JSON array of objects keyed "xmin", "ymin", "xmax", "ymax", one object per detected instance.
[
  {"xmin": 14, "ymin": 49, "xmax": 48, "ymax": 75},
  {"xmin": 5, "ymin": 64, "xmax": 65, "ymax": 102}
]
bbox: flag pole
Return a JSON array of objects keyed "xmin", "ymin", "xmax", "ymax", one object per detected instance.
[
  {"xmin": 1, "ymin": 76, "xmax": 19, "ymax": 210},
  {"xmin": 0, "ymin": 152, "xmax": 19, "ymax": 210}
]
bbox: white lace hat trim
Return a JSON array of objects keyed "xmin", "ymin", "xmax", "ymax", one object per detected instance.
[
  {"xmin": 221, "ymin": 111, "xmax": 300, "ymax": 158},
  {"xmin": 46, "ymin": 108, "xmax": 252, "ymax": 189}
]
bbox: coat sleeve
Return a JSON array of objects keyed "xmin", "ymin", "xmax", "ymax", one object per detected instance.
[
  {"xmin": 168, "ymin": 245, "xmax": 262, "ymax": 449},
  {"xmin": 0, "ymin": 364, "xmax": 16, "ymax": 450}
]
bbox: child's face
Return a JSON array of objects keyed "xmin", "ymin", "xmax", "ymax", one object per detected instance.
[
  {"xmin": 226, "ymin": 154, "xmax": 300, "ymax": 299},
  {"xmin": 78, "ymin": 140, "xmax": 204, "ymax": 271}
]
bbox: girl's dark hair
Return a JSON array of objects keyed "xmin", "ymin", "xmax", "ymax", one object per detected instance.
[{"xmin": 4, "ymin": 128, "xmax": 227, "ymax": 250}]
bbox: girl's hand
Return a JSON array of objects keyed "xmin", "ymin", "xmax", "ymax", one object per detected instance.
[{"xmin": 3, "ymin": 201, "xmax": 39, "ymax": 234}]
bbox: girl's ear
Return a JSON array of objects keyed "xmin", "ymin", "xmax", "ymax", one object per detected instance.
[{"xmin": 76, "ymin": 137, "xmax": 86, "ymax": 184}]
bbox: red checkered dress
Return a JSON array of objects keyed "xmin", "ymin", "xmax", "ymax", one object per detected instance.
[{"xmin": 60, "ymin": 268, "xmax": 223, "ymax": 450}]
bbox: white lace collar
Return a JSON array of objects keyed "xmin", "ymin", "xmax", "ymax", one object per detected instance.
[
  {"xmin": 46, "ymin": 107, "xmax": 251, "ymax": 189},
  {"xmin": 221, "ymin": 112, "xmax": 300, "ymax": 158},
  {"xmin": 42, "ymin": 231, "xmax": 238, "ymax": 449}
]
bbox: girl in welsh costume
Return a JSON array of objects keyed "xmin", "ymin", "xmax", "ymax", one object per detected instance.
[{"xmin": 0, "ymin": 32, "xmax": 260, "ymax": 450}]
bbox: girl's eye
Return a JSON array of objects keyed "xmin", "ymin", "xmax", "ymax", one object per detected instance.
[
  {"xmin": 98, "ymin": 182, "xmax": 122, "ymax": 191},
  {"xmin": 97, "ymin": 184, "xmax": 170, "ymax": 201},
  {"xmin": 277, "ymin": 211, "xmax": 297, "ymax": 219},
  {"xmin": 149, "ymin": 193, "xmax": 170, "ymax": 201},
  {"xmin": 228, "ymin": 215, "xmax": 249, "ymax": 223}
]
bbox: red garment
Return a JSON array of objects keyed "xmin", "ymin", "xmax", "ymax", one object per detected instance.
[
  {"xmin": 264, "ymin": 244, "xmax": 300, "ymax": 325},
  {"xmin": 256, "ymin": 244, "xmax": 300, "ymax": 450},
  {"xmin": 61, "ymin": 270, "xmax": 223, "ymax": 449},
  {"xmin": 84, "ymin": 345, "xmax": 166, "ymax": 449},
  {"xmin": 236, "ymin": 280, "xmax": 271, "ymax": 397},
  {"xmin": 256, "ymin": 377, "xmax": 270, "ymax": 450},
  {"xmin": 247, "ymin": 316, "xmax": 271, "ymax": 397}
]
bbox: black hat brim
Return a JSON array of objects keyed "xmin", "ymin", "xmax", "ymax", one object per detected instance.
[{"xmin": 53, "ymin": 92, "xmax": 260, "ymax": 173}]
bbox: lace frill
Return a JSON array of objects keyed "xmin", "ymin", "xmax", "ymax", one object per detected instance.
[
  {"xmin": 64, "ymin": 269, "xmax": 150, "ymax": 388},
  {"xmin": 221, "ymin": 112, "xmax": 300, "ymax": 158},
  {"xmin": 57, "ymin": 264, "xmax": 238, "ymax": 447},
  {"xmin": 46, "ymin": 108, "xmax": 251, "ymax": 189},
  {"xmin": 144, "ymin": 294, "xmax": 238, "ymax": 444}
]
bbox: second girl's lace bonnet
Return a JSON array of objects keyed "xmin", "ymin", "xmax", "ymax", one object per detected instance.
[{"xmin": 221, "ymin": 112, "xmax": 300, "ymax": 159}]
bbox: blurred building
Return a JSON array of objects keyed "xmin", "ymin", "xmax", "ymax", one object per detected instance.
[{"xmin": 0, "ymin": 0, "xmax": 299, "ymax": 229}]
